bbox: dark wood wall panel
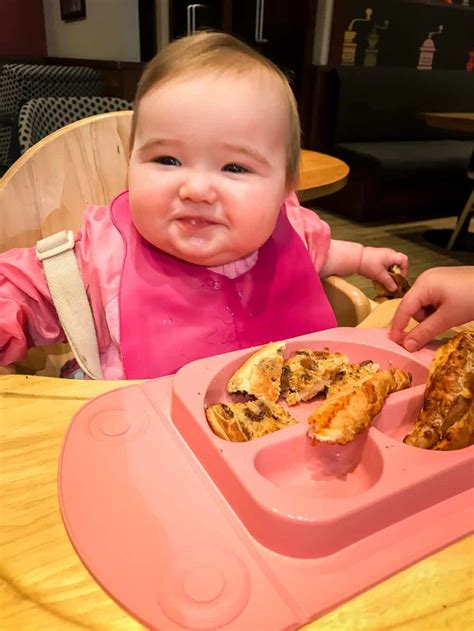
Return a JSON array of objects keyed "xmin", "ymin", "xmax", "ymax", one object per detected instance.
[
  {"xmin": 328, "ymin": 0, "xmax": 474, "ymax": 71},
  {"xmin": 0, "ymin": 0, "xmax": 47, "ymax": 57}
]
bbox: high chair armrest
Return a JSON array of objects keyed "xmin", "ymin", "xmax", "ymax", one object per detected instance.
[
  {"xmin": 322, "ymin": 275, "xmax": 372, "ymax": 327},
  {"xmin": 0, "ymin": 364, "xmax": 17, "ymax": 375},
  {"xmin": 356, "ymin": 298, "xmax": 402, "ymax": 329}
]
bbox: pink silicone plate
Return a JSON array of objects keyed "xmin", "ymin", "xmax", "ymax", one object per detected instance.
[{"xmin": 59, "ymin": 328, "xmax": 474, "ymax": 631}]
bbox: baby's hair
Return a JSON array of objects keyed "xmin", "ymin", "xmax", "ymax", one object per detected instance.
[{"xmin": 130, "ymin": 31, "xmax": 300, "ymax": 186}]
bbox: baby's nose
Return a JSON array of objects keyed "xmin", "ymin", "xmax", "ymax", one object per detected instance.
[{"xmin": 179, "ymin": 174, "xmax": 217, "ymax": 204}]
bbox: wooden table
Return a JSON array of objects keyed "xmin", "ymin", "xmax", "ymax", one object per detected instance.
[
  {"xmin": 1, "ymin": 371, "xmax": 472, "ymax": 630},
  {"xmin": 423, "ymin": 112, "xmax": 474, "ymax": 251},
  {"xmin": 297, "ymin": 149, "xmax": 349, "ymax": 202}
]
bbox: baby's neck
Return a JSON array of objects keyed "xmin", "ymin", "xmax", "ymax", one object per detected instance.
[{"xmin": 206, "ymin": 250, "xmax": 258, "ymax": 279}]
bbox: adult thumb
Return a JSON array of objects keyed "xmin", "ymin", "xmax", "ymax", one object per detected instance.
[{"xmin": 402, "ymin": 308, "xmax": 449, "ymax": 351}]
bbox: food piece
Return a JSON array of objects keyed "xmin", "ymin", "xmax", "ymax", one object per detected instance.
[
  {"xmin": 404, "ymin": 332, "xmax": 474, "ymax": 450},
  {"xmin": 281, "ymin": 349, "xmax": 349, "ymax": 406},
  {"xmin": 432, "ymin": 404, "xmax": 473, "ymax": 451},
  {"xmin": 205, "ymin": 399, "xmax": 297, "ymax": 442},
  {"xmin": 226, "ymin": 341, "xmax": 285, "ymax": 403},
  {"xmin": 326, "ymin": 359, "xmax": 380, "ymax": 399},
  {"xmin": 308, "ymin": 368, "xmax": 412, "ymax": 445},
  {"xmin": 373, "ymin": 264, "xmax": 411, "ymax": 303}
]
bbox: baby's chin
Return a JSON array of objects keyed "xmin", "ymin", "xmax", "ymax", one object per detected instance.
[
  {"xmin": 165, "ymin": 243, "xmax": 250, "ymax": 267},
  {"xmin": 159, "ymin": 236, "xmax": 249, "ymax": 267},
  {"xmin": 174, "ymin": 250, "xmax": 245, "ymax": 267}
]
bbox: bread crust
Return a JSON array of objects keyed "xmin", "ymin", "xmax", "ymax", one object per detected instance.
[
  {"xmin": 226, "ymin": 341, "xmax": 286, "ymax": 403},
  {"xmin": 404, "ymin": 332, "xmax": 474, "ymax": 450},
  {"xmin": 280, "ymin": 349, "xmax": 349, "ymax": 406},
  {"xmin": 326, "ymin": 360, "xmax": 379, "ymax": 400},
  {"xmin": 308, "ymin": 368, "xmax": 412, "ymax": 445},
  {"xmin": 206, "ymin": 399, "xmax": 297, "ymax": 442}
]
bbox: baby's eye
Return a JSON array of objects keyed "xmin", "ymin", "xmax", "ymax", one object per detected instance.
[
  {"xmin": 222, "ymin": 163, "xmax": 249, "ymax": 174},
  {"xmin": 153, "ymin": 156, "xmax": 181, "ymax": 166}
]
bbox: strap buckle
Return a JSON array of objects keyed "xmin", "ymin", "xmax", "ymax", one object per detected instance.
[{"xmin": 36, "ymin": 230, "xmax": 75, "ymax": 261}]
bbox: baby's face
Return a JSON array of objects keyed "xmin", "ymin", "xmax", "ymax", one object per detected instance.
[{"xmin": 128, "ymin": 70, "xmax": 290, "ymax": 266}]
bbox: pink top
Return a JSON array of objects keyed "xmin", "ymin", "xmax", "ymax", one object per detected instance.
[{"xmin": 0, "ymin": 192, "xmax": 331, "ymax": 379}]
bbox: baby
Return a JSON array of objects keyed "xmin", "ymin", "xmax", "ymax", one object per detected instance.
[{"xmin": 0, "ymin": 32, "xmax": 407, "ymax": 379}]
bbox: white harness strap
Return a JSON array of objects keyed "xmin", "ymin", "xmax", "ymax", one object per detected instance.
[{"xmin": 36, "ymin": 230, "xmax": 103, "ymax": 379}]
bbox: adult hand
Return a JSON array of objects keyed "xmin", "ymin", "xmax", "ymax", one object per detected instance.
[{"xmin": 389, "ymin": 266, "xmax": 474, "ymax": 351}]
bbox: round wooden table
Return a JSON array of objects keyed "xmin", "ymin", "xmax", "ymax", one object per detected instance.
[{"xmin": 298, "ymin": 149, "xmax": 349, "ymax": 202}]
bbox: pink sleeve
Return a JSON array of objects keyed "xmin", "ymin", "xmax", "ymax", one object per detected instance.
[
  {"xmin": 284, "ymin": 193, "xmax": 332, "ymax": 273},
  {"xmin": 0, "ymin": 246, "xmax": 65, "ymax": 365},
  {"xmin": 0, "ymin": 202, "xmax": 124, "ymax": 372},
  {"xmin": 72, "ymin": 203, "xmax": 124, "ymax": 354}
]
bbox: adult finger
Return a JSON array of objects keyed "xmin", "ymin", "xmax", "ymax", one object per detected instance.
[
  {"xmin": 411, "ymin": 305, "xmax": 436, "ymax": 323},
  {"xmin": 401, "ymin": 306, "xmax": 452, "ymax": 351},
  {"xmin": 390, "ymin": 286, "xmax": 426, "ymax": 337}
]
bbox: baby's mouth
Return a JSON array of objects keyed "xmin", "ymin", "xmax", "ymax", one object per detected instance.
[
  {"xmin": 177, "ymin": 216, "xmax": 217, "ymax": 229},
  {"xmin": 185, "ymin": 218, "xmax": 211, "ymax": 225}
]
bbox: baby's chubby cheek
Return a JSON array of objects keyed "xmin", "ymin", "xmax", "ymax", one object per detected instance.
[
  {"xmin": 128, "ymin": 199, "xmax": 164, "ymax": 246},
  {"xmin": 241, "ymin": 210, "xmax": 280, "ymax": 248}
]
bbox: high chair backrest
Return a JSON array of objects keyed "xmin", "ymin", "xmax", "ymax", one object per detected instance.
[
  {"xmin": 0, "ymin": 110, "xmax": 372, "ymax": 377},
  {"xmin": 0, "ymin": 110, "xmax": 132, "ymax": 251},
  {"xmin": 0, "ymin": 111, "xmax": 132, "ymax": 376}
]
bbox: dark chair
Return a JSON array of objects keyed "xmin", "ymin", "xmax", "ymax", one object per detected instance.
[
  {"xmin": 0, "ymin": 63, "xmax": 103, "ymax": 171},
  {"xmin": 18, "ymin": 96, "xmax": 133, "ymax": 154}
]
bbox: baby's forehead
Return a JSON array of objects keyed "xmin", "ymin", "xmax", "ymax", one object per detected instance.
[
  {"xmin": 132, "ymin": 63, "xmax": 296, "ymax": 177},
  {"xmin": 143, "ymin": 65, "xmax": 287, "ymax": 105}
]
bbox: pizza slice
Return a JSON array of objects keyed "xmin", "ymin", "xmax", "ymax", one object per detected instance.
[
  {"xmin": 404, "ymin": 332, "xmax": 474, "ymax": 450},
  {"xmin": 308, "ymin": 368, "xmax": 412, "ymax": 445},
  {"xmin": 326, "ymin": 359, "xmax": 380, "ymax": 400},
  {"xmin": 432, "ymin": 404, "xmax": 473, "ymax": 451},
  {"xmin": 281, "ymin": 349, "xmax": 349, "ymax": 406},
  {"xmin": 226, "ymin": 341, "xmax": 285, "ymax": 403},
  {"xmin": 205, "ymin": 399, "xmax": 298, "ymax": 442}
]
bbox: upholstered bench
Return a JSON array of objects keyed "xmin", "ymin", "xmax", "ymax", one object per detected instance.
[
  {"xmin": 315, "ymin": 66, "xmax": 474, "ymax": 222},
  {"xmin": 0, "ymin": 63, "xmax": 103, "ymax": 171},
  {"xmin": 17, "ymin": 96, "xmax": 133, "ymax": 154}
]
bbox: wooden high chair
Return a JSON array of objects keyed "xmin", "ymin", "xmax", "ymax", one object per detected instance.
[{"xmin": 0, "ymin": 111, "xmax": 373, "ymax": 376}]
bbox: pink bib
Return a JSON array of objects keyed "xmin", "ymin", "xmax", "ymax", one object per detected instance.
[{"xmin": 111, "ymin": 191, "xmax": 336, "ymax": 378}]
